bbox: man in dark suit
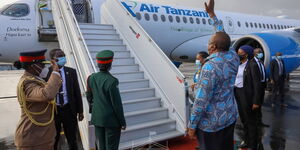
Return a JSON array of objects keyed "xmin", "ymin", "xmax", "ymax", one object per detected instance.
[
  {"xmin": 270, "ymin": 52, "xmax": 287, "ymax": 107},
  {"xmin": 235, "ymin": 45, "xmax": 262, "ymax": 150},
  {"xmin": 47, "ymin": 49, "xmax": 84, "ymax": 150},
  {"xmin": 253, "ymin": 48, "xmax": 269, "ymax": 128}
]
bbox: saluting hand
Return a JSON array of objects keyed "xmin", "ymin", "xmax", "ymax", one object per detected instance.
[
  {"xmin": 205, "ymin": 0, "xmax": 216, "ymax": 18},
  {"xmin": 51, "ymin": 60, "xmax": 60, "ymax": 72}
]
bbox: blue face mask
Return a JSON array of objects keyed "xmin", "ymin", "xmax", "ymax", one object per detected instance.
[
  {"xmin": 256, "ymin": 53, "xmax": 264, "ymax": 59},
  {"xmin": 195, "ymin": 60, "xmax": 202, "ymax": 67},
  {"xmin": 277, "ymin": 56, "xmax": 282, "ymax": 59},
  {"xmin": 57, "ymin": 57, "xmax": 66, "ymax": 66}
]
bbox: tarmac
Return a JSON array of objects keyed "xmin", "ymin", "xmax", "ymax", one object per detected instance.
[{"xmin": 0, "ymin": 64, "xmax": 299, "ymax": 150}]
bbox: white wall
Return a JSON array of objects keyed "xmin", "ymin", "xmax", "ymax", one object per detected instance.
[{"xmin": 90, "ymin": 0, "xmax": 106, "ymax": 24}]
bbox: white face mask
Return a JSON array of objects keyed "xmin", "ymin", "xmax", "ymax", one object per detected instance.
[{"xmin": 39, "ymin": 66, "xmax": 49, "ymax": 78}]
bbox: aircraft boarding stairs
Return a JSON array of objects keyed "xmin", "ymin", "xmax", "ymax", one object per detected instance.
[{"xmin": 51, "ymin": 0, "xmax": 189, "ymax": 149}]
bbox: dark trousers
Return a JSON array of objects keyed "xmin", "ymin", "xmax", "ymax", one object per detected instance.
[
  {"xmin": 54, "ymin": 104, "xmax": 78, "ymax": 150},
  {"xmin": 196, "ymin": 122, "xmax": 235, "ymax": 150},
  {"xmin": 234, "ymin": 87, "xmax": 260, "ymax": 150},
  {"xmin": 271, "ymin": 77, "xmax": 285, "ymax": 103},
  {"xmin": 95, "ymin": 126, "xmax": 121, "ymax": 150},
  {"xmin": 257, "ymin": 83, "xmax": 266, "ymax": 123}
]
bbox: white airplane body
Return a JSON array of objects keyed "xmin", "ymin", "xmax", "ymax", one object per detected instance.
[{"xmin": 0, "ymin": 0, "xmax": 300, "ymax": 73}]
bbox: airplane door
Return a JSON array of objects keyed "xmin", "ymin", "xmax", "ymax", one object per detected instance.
[{"xmin": 225, "ymin": 16, "xmax": 235, "ymax": 33}]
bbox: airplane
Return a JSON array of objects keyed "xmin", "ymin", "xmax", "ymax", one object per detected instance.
[{"xmin": 0, "ymin": 0, "xmax": 300, "ymax": 74}]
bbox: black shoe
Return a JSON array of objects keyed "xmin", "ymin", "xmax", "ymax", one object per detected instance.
[
  {"xmin": 238, "ymin": 141, "xmax": 248, "ymax": 148},
  {"xmin": 260, "ymin": 122, "xmax": 270, "ymax": 127}
]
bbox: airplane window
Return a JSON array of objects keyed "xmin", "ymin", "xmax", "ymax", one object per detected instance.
[
  {"xmin": 1, "ymin": 3, "xmax": 29, "ymax": 17},
  {"xmin": 136, "ymin": 13, "xmax": 142, "ymax": 20},
  {"xmin": 278, "ymin": 25, "xmax": 281, "ymax": 29},
  {"xmin": 168, "ymin": 15, "xmax": 173, "ymax": 23},
  {"xmin": 144, "ymin": 13, "xmax": 150, "ymax": 21},
  {"xmin": 153, "ymin": 14, "xmax": 158, "ymax": 22},
  {"xmin": 183, "ymin": 17, "xmax": 187, "ymax": 23},
  {"xmin": 254, "ymin": 23, "xmax": 257, "ymax": 28},
  {"xmin": 202, "ymin": 18, "xmax": 206, "ymax": 24},
  {"xmin": 284, "ymin": 25, "xmax": 286, "ymax": 29},
  {"xmin": 161, "ymin": 15, "xmax": 166, "ymax": 22},
  {"xmin": 263, "ymin": 24, "xmax": 266, "ymax": 29},
  {"xmin": 259, "ymin": 23, "xmax": 262, "ymax": 28},
  {"xmin": 196, "ymin": 18, "xmax": 200, "ymax": 24},
  {"xmin": 176, "ymin": 16, "xmax": 181, "ymax": 23},
  {"xmin": 266, "ymin": 24, "xmax": 269, "ymax": 29},
  {"xmin": 237, "ymin": 21, "xmax": 241, "ymax": 27},
  {"xmin": 274, "ymin": 24, "xmax": 277, "ymax": 29},
  {"xmin": 189, "ymin": 17, "xmax": 194, "ymax": 24},
  {"xmin": 270, "ymin": 24, "xmax": 273, "ymax": 29},
  {"xmin": 281, "ymin": 25, "xmax": 284, "ymax": 29},
  {"xmin": 245, "ymin": 22, "xmax": 249, "ymax": 28},
  {"xmin": 250, "ymin": 22, "xmax": 253, "ymax": 28}
]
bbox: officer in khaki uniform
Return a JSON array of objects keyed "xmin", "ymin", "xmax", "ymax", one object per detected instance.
[
  {"xmin": 14, "ymin": 50, "xmax": 62, "ymax": 150},
  {"xmin": 86, "ymin": 50, "xmax": 126, "ymax": 150}
]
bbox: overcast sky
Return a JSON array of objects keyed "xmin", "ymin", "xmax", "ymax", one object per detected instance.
[{"xmin": 138, "ymin": 0, "xmax": 300, "ymax": 20}]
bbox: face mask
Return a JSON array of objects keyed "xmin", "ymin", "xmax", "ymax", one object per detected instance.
[
  {"xmin": 277, "ymin": 56, "xmax": 282, "ymax": 59},
  {"xmin": 239, "ymin": 54, "xmax": 247, "ymax": 61},
  {"xmin": 57, "ymin": 57, "xmax": 66, "ymax": 66},
  {"xmin": 256, "ymin": 53, "xmax": 264, "ymax": 59},
  {"xmin": 39, "ymin": 66, "xmax": 49, "ymax": 78},
  {"xmin": 195, "ymin": 60, "xmax": 201, "ymax": 66}
]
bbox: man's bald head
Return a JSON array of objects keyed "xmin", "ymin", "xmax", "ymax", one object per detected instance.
[{"xmin": 209, "ymin": 32, "xmax": 231, "ymax": 52}]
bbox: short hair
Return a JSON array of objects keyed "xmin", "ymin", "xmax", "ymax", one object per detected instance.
[
  {"xmin": 49, "ymin": 49, "xmax": 63, "ymax": 59},
  {"xmin": 98, "ymin": 63, "xmax": 112, "ymax": 71},
  {"xmin": 214, "ymin": 32, "xmax": 231, "ymax": 51},
  {"xmin": 197, "ymin": 51, "xmax": 209, "ymax": 59}
]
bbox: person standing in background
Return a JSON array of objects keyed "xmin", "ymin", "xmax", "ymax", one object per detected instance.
[
  {"xmin": 270, "ymin": 52, "xmax": 287, "ymax": 107},
  {"xmin": 191, "ymin": 51, "xmax": 209, "ymax": 92},
  {"xmin": 47, "ymin": 49, "xmax": 84, "ymax": 150},
  {"xmin": 253, "ymin": 48, "xmax": 269, "ymax": 128},
  {"xmin": 234, "ymin": 45, "xmax": 262, "ymax": 150}
]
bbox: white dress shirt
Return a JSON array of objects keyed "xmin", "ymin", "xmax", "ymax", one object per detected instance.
[
  {"xmin": 235, "ymin": 60, "xmax": 248, "ymax": 88},
  {"xmin": 57, "ymin": 67, "xmax": 69, "ymax": 105},
  {"xmin": 276, "ymin": 58, "xmax": 283, "ymax": 76}
]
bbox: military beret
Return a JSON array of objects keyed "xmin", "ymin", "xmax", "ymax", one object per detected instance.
[{"xmin": 96, "ymin": 50, "xmax": 114, "ymax": 64}]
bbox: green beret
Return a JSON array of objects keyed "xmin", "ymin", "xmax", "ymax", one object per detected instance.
[{"xmin": 96, "ymin": 50, "xmax": 114, "ymax": 64}]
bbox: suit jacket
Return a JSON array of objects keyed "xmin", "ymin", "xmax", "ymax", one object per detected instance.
[
  {"xmin": 86, "ymin": 71, "xmax": 126, "ymax": 127},
  {"xmin": 270, "ymin": 58, "xmax": 286, "ymax": 82},
  {"xmin": 254, "ymin": 58, "xmax": 267, "ymax": 87},
  {"xmin": 15, "ymin": 71, "xmax": 61, "ymax": 147},
  {"xmin": 46, "ymin": 66, "xmax": 83, "ymax": 116},
  {"xmin": 243, "ymin": 59, "xmax": 263, "ymax": 106}
]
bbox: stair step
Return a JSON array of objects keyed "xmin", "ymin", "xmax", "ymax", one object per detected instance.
[
  {"xmin": 81, "ymin": 28, "xmax": 117, "ymax": 34},
  {"xmin": 90, "ymin": 50, "xmax": 130, "ymax": 58},
  {"xmin": 110, "ymin": 64, "xmax": 139, "ymax": 74},
  {"xmin": 112, "ymin": 71, "xmax": 144, "ymax": 81},
  {"xmin": 85, "ymin": 39, "xmax": 123, "ymax": 45},
  {"xmin": 120, "ymin": 88, "xmax": 155, "ymax": 101},
  {"xmin": 79, "ymin": 23, "xmax": 114, "ymax": 30},
  {"xmin": 82, "ymin": 33, "xmax": 119, "ymax": 40},
  {"xmin": 123, "ymin": 97, "xmax": 161, "ymax": 113},
  {"xmin": 113, "ymin": 57, "xmax": 135, "ymax": 65},
  {"xmin": 119, "ymin": 79, "xmax": 149, "ymax": 90},
  {"xmin": 87, "ymin": 45, "xmax": 127, "ymax": 51},
  {"xmin": 125, "ymin": 108, "xmax": 168, "ymax": 126},
  {"xmin": 119, "ymin": 131, "xmax": 183, "ymax": 150},
  {"xmin": 120, "ymin": 119, "xmax": 176, "ymax": 143}
]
